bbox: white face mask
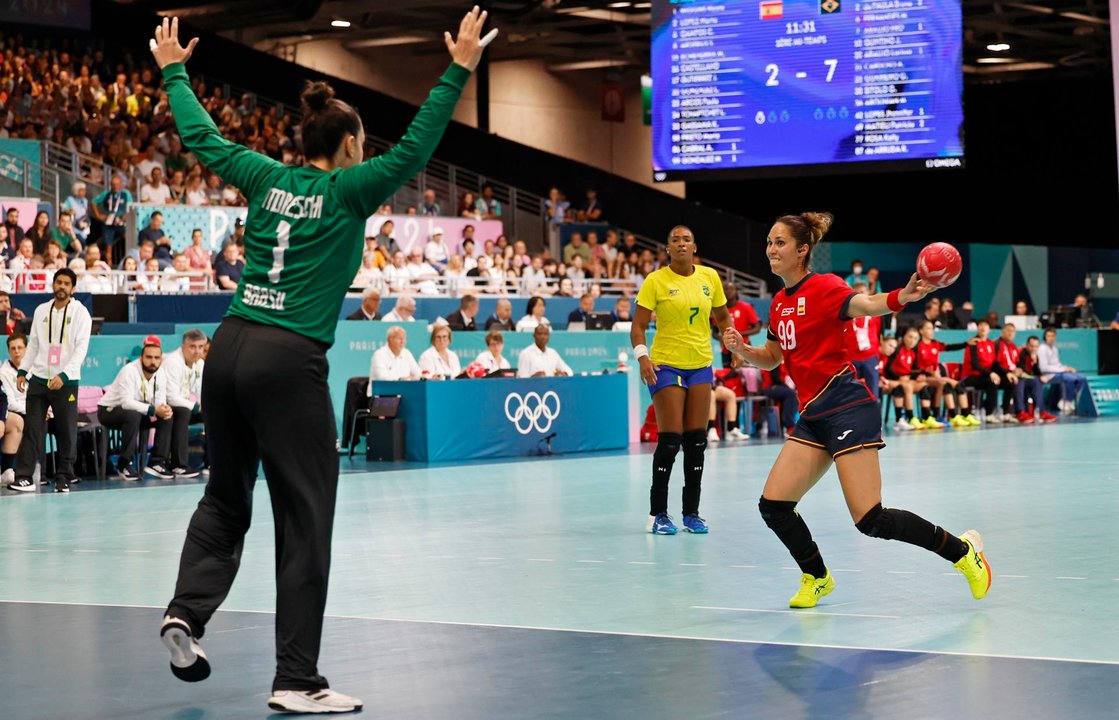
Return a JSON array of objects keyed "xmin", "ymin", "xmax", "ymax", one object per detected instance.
[{"xmin": 853, "ymin": 266, "xmax": 863, "ymax": 275}]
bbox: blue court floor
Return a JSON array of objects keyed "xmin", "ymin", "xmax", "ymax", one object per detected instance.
[{"xmin": 2, "ymin": 417, "xmax": 1118, "ymax": 719}]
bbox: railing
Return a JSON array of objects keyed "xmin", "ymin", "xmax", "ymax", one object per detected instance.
[
  {"xmin": 0, "ymin": 158, "xmax": 62, "ymax": 208},
  {"xmin": 42, "ymin": 140, "xmax": 129, "ymax": 199},
  {"xmin": 1, "ymin": 269, "xmax": 219, "ymax": 294}
]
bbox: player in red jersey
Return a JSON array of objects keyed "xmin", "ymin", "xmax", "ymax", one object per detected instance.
[
  {"xmin": 844, "ymin": 282, "xmax": 881, "ymax": 399},
  {"xmin": 960, "ymin": 318, "xmax": 1002, "ymax": 423},
  {"xmin": 723, "ymin": 212, "xmax": 991, "ymax": 608},
  {"xmin": 915, "ymin": 319, "xmax": 978, "ymax": 428}
]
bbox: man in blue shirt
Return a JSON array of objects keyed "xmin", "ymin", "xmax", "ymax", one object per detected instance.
[{"xmin": 91, "ymin": 174, "xmax": 133, "ymax": 264}]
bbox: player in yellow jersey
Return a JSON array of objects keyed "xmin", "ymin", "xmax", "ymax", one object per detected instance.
[{"xmin": 631, "ymin": 226, "xmax": 732, "ymax": 534}]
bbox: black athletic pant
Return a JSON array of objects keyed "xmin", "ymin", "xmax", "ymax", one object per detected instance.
[
  {"xmin": 97, "ymin": 406, "xmax": 172, "ymax": 467},
  {"xmin": 961, "ymin": 374, "xmax": 999, "ymax": 415},
  {"xmin": 167, "ymin": 317, "xmax": 338, "ymax": 693},
  {"xmin": 170, "ymin": 406, "xmax": 204, "ymax": 468},
  {"xmin": 15, "ymin": 380, "xmax": 78, "ymax": 481}
]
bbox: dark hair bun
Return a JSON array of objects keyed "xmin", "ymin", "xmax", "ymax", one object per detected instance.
[{"xmin": 301, "ymin": 81, "xmax": 335, "ymax": 113}]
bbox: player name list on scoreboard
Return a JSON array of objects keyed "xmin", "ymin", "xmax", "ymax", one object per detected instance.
[{"xmin": 662, "ymin": 0, "xmax": 952, "ymax": 168}]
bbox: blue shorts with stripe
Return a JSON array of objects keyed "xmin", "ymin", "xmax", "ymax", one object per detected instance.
[
  {"xmin": 649, "ymin": 364, "xmax": 714, "ymax": 396},
  {"xmin": 788, "ymin": 368, "xmax": 885, "ymax": 459}
]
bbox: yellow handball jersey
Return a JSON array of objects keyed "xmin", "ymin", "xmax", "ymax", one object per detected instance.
[{"xmin": 636, "ymin": 264, "xmax": 727, "ymax": 369}]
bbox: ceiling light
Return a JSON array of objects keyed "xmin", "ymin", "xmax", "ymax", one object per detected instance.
[
  {"xmin": 345, "ymin": 35, "xmax": 429, "ymax": 49},
  {"xmin": 331, "ymin": 19, "xmax": 351, "ymax": 28},
  {"xmin": 608, "ymin": 1, "xmax": 632, "ymax": 7},
  {"xmin": 986, "ymin": 43, "xmax": 1010, "ymax": 52},
  {"xmin": 633, "ymin": 2, "xmax": 652, "ymax": 6},
  {"xmin": 548, "ymin": 59, "xmax": 632, "ymax": 71}
]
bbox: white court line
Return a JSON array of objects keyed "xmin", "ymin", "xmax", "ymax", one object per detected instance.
[
  {"xmin": 628, "ymin": 561, "xmax": 654, "ymax": 565},
  {"xmin": 693, "ymin": 605, "xmax": 901, "ymax": 620},
  {"xmin": 1056, "ymin": 577, "xmax": 1087, "ymax": 581},
  {"xmin": 3, "ymin": 599, "xmax": 1118, "ymax": 667}
]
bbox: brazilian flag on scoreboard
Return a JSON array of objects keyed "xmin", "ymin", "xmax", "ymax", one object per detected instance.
[{"xmin": 820, "ymin": 0, "xmax": 840, "ymax": 13}]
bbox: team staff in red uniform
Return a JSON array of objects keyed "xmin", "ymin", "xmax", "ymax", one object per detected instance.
[
  {"xmin": 724, "ymin": 211, "xmax": 991, "ymax": 608},
  {"xmin": 714, "ymin": 280, "xmax": 761, "ymax": 368},
  {"xmin": 883, "ymin": 327, "xmax": 929, "ymax": 432},
  {"xmin": 915, "ymin": 320, "xmax": 978, "ymax": 427},
  {"xmin": 844, "ymin": 281, "xmax": 882, "ymax": 399},
  {"xmin": 960, "ymin": 318, "xmax": 1002, "ymax": 422}
]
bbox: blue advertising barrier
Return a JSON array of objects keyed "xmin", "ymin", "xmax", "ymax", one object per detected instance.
[{"xmin": 373, "ymin": 375, "xmax": 629, "ymax": 462}]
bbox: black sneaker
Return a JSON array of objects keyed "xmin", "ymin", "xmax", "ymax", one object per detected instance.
[
  {"xmin": 118, "ymin": 465, "xmax": 141, "ymax": 482},
  {"xmin": 54, "ymin": 477, "xmax": 70, "ymax": 493},
  {"xmin": 7, "ymin": 477, "xmax": 35, "ymax": 492},
  {"xmin": 172, "ymin": 466, "xmax": 201, "ymax": 479},
  {"xmin": 145, "ymin": 462, "xmax": 174, "ymax": 480}
]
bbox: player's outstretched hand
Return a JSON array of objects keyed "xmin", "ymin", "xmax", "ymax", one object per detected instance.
[
  {"xmin": 150, "ymin": 16, "xmax": 199, "ymax": 69},
  {"xmin": 899, "ymin": 272, "xmax": 935, "ymax": 305},
  {"xmin": 445, "ymin": 5, "xmax": 497, "ymax": 72}
]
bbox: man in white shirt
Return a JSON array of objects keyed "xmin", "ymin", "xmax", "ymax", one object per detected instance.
[
  {"xmin": 161, "ymin": 329, "xmax": 206, "ymax": 476},
  {"xmin": 0, "ymin": 333, "xmax": 28, "ymax": 486},
  {"xmin": 382, "ymin": 296, "xmax": 417, "ymax": 323},
  {"xmin": 97, "ymin": 335, "xmax": 174, "ymax": 481},
  {"xmin": 7, "ymin": 269, "xmax": 92, "ymax": 493},
  {"xmin": 369, "ymin": 326, "xmax": 421, "ymax": 395},
  {"xmin": 1038, "ymin": 327, "xmax": 1087, "ymax": 414},
  {"xmin": 141, "ymin": 167, "xmax": 173, "ymax": 204},
  {"xmin": 517, "ymin": 325, "xmax": 573, "ymax": 378}
]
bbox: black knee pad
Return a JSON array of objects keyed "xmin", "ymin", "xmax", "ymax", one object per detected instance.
[
  {"xmin": 654, "ymin": 432, "xmax": 682, "ymax": 463},
  {"xmin": 682, "ymin": 429, "xmax": 707, "ymax": 457},
  {"xmin": 759, "ymin": 496, "xmax": 798, "ymax": 531},
  {"xmin": 856, "ymin": 503, "xmax": 901, "ymax": 539}
]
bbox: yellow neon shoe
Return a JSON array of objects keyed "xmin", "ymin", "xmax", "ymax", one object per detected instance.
[
  {"xmin": 950, "ymin": 415, "xmax": 969, "ymax": 428},
  {"xmin": 908, "ymin": 417, "xmax": 927, "ymax": 431},
  {"xmin": 923, "ymin": 416, "xmax": 945, "ymax": 429},
  {"xmin": 961, "ymin": 414, "xmax": 981, "ymax": 426},
  {"xmin": 953, "ymin": 530, "xmax": 992, "ymax": 600},
  {"xmin": 789, "ymin": 570, "xmax": 835, "ymax": 608}
]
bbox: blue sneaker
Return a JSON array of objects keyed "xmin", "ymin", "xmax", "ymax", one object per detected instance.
[
  {"xmin": 646, "ymin": 513, "xmax": 678, "ymax": 535},
  {"xmin": 682, "ymin": 514, "xmax": 709, "ymax": 533}
]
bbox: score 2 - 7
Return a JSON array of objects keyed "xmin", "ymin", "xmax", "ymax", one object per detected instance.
[{"xmin": 765, "ymin": 59, "xmax": 838, "ymax": 86}]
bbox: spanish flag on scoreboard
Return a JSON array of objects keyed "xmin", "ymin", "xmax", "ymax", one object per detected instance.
[{"xmin": 760, "ymin": 1, "xmax": 783, "ymax": 20}]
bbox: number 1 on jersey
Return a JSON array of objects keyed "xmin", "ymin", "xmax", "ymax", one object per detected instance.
[{"xmin": 269, "ymin": 220, "xmax": 290, "ymax": 283}]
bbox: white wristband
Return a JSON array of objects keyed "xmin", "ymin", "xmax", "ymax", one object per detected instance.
[{"xmin": 633, "ymin": 344, "xmax": 649, "ymax": 360}]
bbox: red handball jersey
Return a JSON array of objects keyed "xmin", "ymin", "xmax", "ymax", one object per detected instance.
[
  {"xmin": 915, "ymin": 339, "xmax": 946, "ymax": 373},
  {"xmin": 767, "ymin": 272, "xmax": 857, "ymax": 410},
  {"xmin": 995, "ymin": 338, "xmax": 1020, "ymax": 371},
  {"xmin": 885, "ymin": 345, "xmax": 917, "ymax": 378},
  {"xmin": 844, "ymin": 314, "xmax": 880, "ymax": 362},
  {"xmin": 716, "ymin": 300, "xmax": 761, "ymax": 350},
  {"xmin": 962, "ymin": 339, "xmax": 997, "ymax": 378}
]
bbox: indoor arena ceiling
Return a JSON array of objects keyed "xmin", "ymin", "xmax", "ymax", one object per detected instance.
[{"xmin": 114, "ymin": 0, "xmax": 1112, "ymax": 82}]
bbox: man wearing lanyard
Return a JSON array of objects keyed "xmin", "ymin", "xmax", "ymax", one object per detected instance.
[
  {"xmin": 91, "ymin": 174, "xmax": 133, "ymax": 264},
  {"xmin": 6, "ymin": 268, "xmax": 92, "ymax": 493},
  {"xmin": 97, "ymin": 335, "xmax": 174, "ymax": 481},
  {"xmin": 159, "ymin": 329, "xmax": 207, "ymax": 477}
]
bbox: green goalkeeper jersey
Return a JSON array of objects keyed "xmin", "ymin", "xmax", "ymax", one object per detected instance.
[{"xmin": 161, "ymin": 62, "xmax": 471, "ymax": 346}]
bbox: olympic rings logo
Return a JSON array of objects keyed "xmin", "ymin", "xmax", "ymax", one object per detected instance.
[{"xmin": 504, "ymin": 391, "xmax": 562, "ymax": 435}]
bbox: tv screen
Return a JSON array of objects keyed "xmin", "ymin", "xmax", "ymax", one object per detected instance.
[{"xmin": 650, "ymin": 0, "xmax": 965, "ymax": 181}]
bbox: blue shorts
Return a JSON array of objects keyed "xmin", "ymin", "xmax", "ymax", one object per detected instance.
[
  {"xmin": 789, "ymin": 369, "xmax": 885, "ymax": 458},
  {"xmin": 649, "ymin": 364, "xmax": 714, "ymax": 396}
]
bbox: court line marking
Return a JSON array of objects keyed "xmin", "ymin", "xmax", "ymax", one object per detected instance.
[
  {"xmin": 5, "ymin": 599, "xmax": 1119, "ymax": 667},
  {"xmin": 693, "ymin": 605, "xmax": 900, "ymax": 619}
]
